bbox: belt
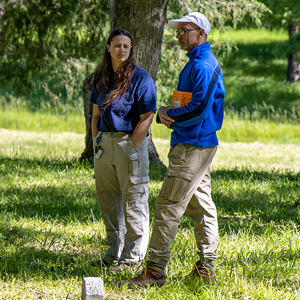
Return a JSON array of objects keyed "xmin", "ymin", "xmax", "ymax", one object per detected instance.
[{"xmin": 102, "ymin": 132, "xmax": 131, "ymax": 136}]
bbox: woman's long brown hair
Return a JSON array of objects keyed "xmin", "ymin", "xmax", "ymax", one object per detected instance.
[{"xmin": 93, "ymin": 29, "xmax": 136, "ymax": 110}]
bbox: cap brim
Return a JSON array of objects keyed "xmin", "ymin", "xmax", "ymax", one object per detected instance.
[{"xmin": 168, "ymin": 17, "xmax": 190, "ymax": 29}]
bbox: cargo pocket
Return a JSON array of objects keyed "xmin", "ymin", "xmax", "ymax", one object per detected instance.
[
  {"xmin": 126, "ymin": 175, "xmax": 149, "ymax": 233},
  {"xmin": 161, "ymin": 169, "xmax": 194, "ymax": 202},
  {"xmin": 126, "ymin": 152, "xmax": 143, "ymax": 176},
  {"xmin": 127, "ymin": 176, "xmax": 149, "ymax": 197},
  {"xmin": 129, "ymin": 175, "xmax": 150, "ymax": 186},
  {"xmin": 117, "ymin": 138, "xmax": 149, "ymax": 177},
  {"xmin": 168, "ymin": 143, "xmax": 187, "ymax": 167}
]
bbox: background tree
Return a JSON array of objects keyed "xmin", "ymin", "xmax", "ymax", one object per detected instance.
[
  {"xmin": 0, "ymin": 0, "xmax": 109, "ymax": 106},
  {"xmin": 259, "ymin": 0, "xmax": 300, "ymax": 82},
  {"xmin": 156, "ymin": 0, "xmax": 270, "ymax": 108},
  {"xmin": 80, "ymin": 0, "xmax": 269, "ymax": 162},
  {"xmin": 0, "ymin": 0, "xmax": 269, "ymax": 161},
  {"xmin": 80, "ymin": 0, "xmax": 169, "ymax": 164}
]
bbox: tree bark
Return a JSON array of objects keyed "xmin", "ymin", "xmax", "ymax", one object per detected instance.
[
  {"xmin": 107, "ymin": 0, "xmax": 169, "ymax": 81},
  {"xmin": 79, "ymin": 72, "xmax": 94, "ymax": 161},
  {"xmin": 287, "ymin": 21, "xmax": 300, "ymax": 83},
  {"xmin": 80, "ymin": 0, "xmax": 169, "ymax": 164}
]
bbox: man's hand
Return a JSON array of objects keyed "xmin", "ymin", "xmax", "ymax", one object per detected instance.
[{"xmin": 158, "ymin": 106, "xmax": 175, "ymax": 128}]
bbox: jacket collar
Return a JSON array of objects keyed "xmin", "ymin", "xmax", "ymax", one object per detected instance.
[{"xmin": 186, "ymin": 41, "xmax": 211, "ymax": 60}]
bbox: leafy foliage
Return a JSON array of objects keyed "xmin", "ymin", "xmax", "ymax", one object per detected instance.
[
  {"xmin": 0, "ymin": 0, "xmax": 271, "ymax": 109},
  {"xmin": 259, "ymin": 0, "xmax": 300, "ymax": 28},
  {"xmin": 258, "ymin": 0, "xmax": 300, "ymax": 72},
  {"xmin": 168, "ymin": 0, "xmax": 270, "ymax": 29},
  {"xmin": 156, "ymin": 0, "xmax": 270, "ymax": 107},
  {"xmin": 0, "ymin": 0, "xmax": 109, "ymax": 97}
]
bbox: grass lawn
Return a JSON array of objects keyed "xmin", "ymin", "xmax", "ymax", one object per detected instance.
[
  {"xmin": 1, "ymin": 27, "xmax": 300, "ymax": 299},
  {"xmin": 0, "ymin": 123, "xmax": 299, "ymax": 299}
]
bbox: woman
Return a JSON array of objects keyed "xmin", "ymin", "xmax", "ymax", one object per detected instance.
[{"xmin": 89, "ymin": 28, "xmax": 156, "ymax": 273}]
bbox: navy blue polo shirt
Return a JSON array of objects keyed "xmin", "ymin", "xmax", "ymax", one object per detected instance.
[{"xmin": 89, "ymin": 65, "xmax": 157, "ymax": 134}]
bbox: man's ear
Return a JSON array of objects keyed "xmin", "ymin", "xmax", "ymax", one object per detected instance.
[{"xmin": 199, "ymin": 28, "xmax": 205, "ymax": 36}]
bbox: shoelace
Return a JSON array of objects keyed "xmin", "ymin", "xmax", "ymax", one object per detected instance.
[
  {"xmin": 142, "ymin": 263, "xmax": 163, "ymax": 277},
  {"xmin": 193, "ymin": 264, "xmax": 214, "ymax": 272}
]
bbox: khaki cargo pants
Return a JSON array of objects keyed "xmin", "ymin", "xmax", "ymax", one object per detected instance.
[
  {"xmin": 149, "ymin": 144, "xmax": 218, "ymax": 267},
  {"xmin": 93, "ymin": 131, "xmax": 150, "ymax": 265}
]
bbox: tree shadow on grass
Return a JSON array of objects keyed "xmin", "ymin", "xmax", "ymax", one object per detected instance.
[
  {"xmin": 180, "ymin": 168, "xmax": 300, "ymax": 235},
  {"xmin": 1, "ymin": 156, "xmax": 299, "ymax": 281},
  {"xmin": 0, "ymin": 237, "xmax": 106, "ymax": 280},
  {"xmin": 1, "ymin": 156, "xmax": 100, "ymax": 222},
  {"xmin": 225, "ymin": 79, "xmax": 300, "ymax": 108},
  {"xmin": 224, "ymin": 42, "xmax": 287, "ymax": 75},
  {"xmin": 222, "ymin": 41, "xmax": 300, "ymax": 119},
  {"xmin": 0, "ymin": 156, "xmax": 93, "ymax": 175},
  {"xmin": 1, "ymin": 158, "xmax": 167, "ymax": 223},
  {"xmin": 177, "ymin": 246, "xmax": 300, "ymax": 296},
  {"xmin": 0, "ymin": 218, "xmax": 110, "ymax": 279},
  {"xmin": 149, "ymin": 164, "xmax": 300, "ymax": 235},
  {"xmin": 224, "ymin": 79, "xmax": 300, "ymax": 117},
  {"xmin": 2, "ymin": 156, "xmax": 299, "ymax": 230},
  {"xmin": 1, "ymin": 184, "xmax": 101, "ymax": 223}
]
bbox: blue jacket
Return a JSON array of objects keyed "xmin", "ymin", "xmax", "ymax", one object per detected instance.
[{"xmin": 166, "ymin": 42, "xmax": 225, "ymax": 148}]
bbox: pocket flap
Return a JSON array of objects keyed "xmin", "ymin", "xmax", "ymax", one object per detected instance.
[
  {"xmin": 128, "ymin": 152, "xmax": 141, "ymax": 160},
  {"xmin": 129, "ymin": 175, "xmax": 150, "ymax": 184},
  {"xmin": 167, "ymin": 169, "xmax": 193, "ymax": 181}
]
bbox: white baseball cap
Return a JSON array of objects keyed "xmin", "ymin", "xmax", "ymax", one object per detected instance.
[{"xmin": 168, "ymin": 12, "xmax": 211, "ymax": 36}]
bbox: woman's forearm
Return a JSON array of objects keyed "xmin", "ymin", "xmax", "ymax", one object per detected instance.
[
  {"xmin": 92, "ymin": 104, "xmax": 101, "ymax": 139},
  {"xmin": 92, "ymin": 115, "xmax": 100, "ymax": 139},
  {"xmin": 131, "ymin": 111, "xmax": 154, "ymax": 148}
]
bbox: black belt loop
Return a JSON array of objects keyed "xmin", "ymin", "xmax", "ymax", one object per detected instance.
[
  {"xmin": 94, "ymin": 131, "xmax": 103, "ymax": 153},
  {"xmin": 96, "ymin": 131, "xmax": 103, "ymax": 144}
]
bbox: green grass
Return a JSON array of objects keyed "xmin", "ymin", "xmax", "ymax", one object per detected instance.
[
  {"xmin": 0, "ymin": 103, "xmax": 86, "ymax": 134},
  {"xmin": 1, "ymin": 27, "xmax": 300, "ymax": 299},
  {"xmin": 1, "ymin": 128, "xmax": 300, "ymax": 299},
  {"xmin": 1, "ymin": 108, "xmax": 300, "ymax": 147},
  {"xmin": 214, "ymin": 28, "xmax": 288, "ymax": 44},
  {"xmin": 218, "ymin": 28, "xmax": 300, "ymax": 122},
  {"xmin": 156, "ymin": 27, "xmax": 300, "ymax": 123},
  {"xmin": 152, "ymin": 116, "xmax": 300, "ymax": 145}
]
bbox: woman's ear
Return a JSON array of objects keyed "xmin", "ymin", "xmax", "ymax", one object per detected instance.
[{"xmin": 107, "ymin": 44, "xmax": 110, "ymax": 52}]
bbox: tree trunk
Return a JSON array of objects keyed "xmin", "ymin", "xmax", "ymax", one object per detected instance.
[
  {"xmin": 107, "ymin": 0, "xmax": 169, "ymax": 81},
  {"xmin": 79, "ymin": 72, "xmax": 94, "ymax": 161},
  {"xmin": 80, "ymin": 0, "xmax": 169, "ymax": 164},
  {"xmin": 287, "ymin": 21, "xmax": 300, "ymax": 83}
]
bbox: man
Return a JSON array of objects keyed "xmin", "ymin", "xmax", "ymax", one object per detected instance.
[{"xmin": 125, "ymin": 12, "xmax": 225, "ymax": 287}]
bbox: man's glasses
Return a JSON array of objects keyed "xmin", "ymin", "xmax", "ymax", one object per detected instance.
[{"xmin": 176, "ymin": 28, "xmax": 200, "ymax": 36}]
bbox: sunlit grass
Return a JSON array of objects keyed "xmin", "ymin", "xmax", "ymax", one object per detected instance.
[
  {"xmin": 0, "ymin": 128, "xmax": 85, "ymax": 160},
  {"xmin": 212, "ymin": 28, "xmax": 288, "ymax": 44},
  {"xmin": 2, "ymin": 121, "xmax": 300, "ymax": 172},
  {"xmin": 1, "ymin": 127, "xmax": 300, "ymax": 299},
  {"xmin": 1, "ymin": 27, "xmax": 300, "ymax": 299},
  {"xmin": 0, "ymin": 107, "xmax": 86, "ymax": 134},
  {"xmin": 151, "ymin": 117, "xmax": 300, "ymax": 145}
]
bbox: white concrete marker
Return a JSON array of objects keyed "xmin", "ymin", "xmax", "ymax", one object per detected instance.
[{"xmin": 82, "ymin": 277, "xmax": 104, "ymax": 300}]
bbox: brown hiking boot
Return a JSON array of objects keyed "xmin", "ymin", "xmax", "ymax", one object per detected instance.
[
  {"xmin": 108, "ymin": 263, "xmax": 142, "ymax": 274},
  {"xmin": 189, "ymin": 261, "xmax": 216, "ymax": 282},
  {"xmin": 121, "ymin": 262, "xmax": 166, "ymax": 287}
]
